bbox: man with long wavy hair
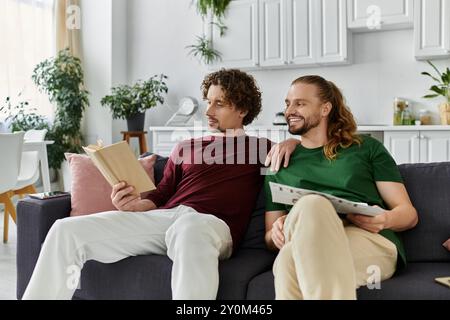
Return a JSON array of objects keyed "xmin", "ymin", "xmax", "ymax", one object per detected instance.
[{"xmin": 264, "ymin": 75, "xmax": 418, "ymax": 300}]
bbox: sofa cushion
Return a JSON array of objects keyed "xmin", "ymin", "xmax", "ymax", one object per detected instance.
[
  {"xmin": 247, "ymin": 270, "xmax": 275, "ymax": 300},
  {"xmin": 240, "ymin": 189, "xmax": 267, "ymax": 250},
  {"xmin": 247, "ymin": 263, "xmax": 450, "ymax": 300},
  {"xmin": 357, "ymin": 262, "xmax": 450, "ymax": 300},
  {"xmin": 74, "ymin": 249, "xmax": 276, "ymax": 300},
  {"xmin": 398, "ymin": 163, "xmax": 450, "ymax": 262},
  {"xmin": 151, "ymin": 154, "xmax": 169, "ymax": 185}
]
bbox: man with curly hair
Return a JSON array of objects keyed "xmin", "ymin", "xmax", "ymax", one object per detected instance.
[
  {"xmin": 23, "ymin": 69, "xmax": 299, "ymax": 300},
  {"xmin": 264, "ymin": 75, "xmax": 418, "ymax": 299}
]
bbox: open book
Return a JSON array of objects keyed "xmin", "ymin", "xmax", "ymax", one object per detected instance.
[
  {"xmin": 83, "ymin": 141, "xmax": 156, "ymax": 195},
  {"xmin": 269, "ymin": 182, "xmax": 384, "ymax": 217}
]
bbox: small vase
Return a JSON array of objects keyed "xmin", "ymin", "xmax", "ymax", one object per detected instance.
[
  {"xmin": 126, "ymin": 112, "xmax": 146, "ymax": 132},
  {"xmin": 439, "ymin": 102, "xmax": 450, "ymax": 125}
]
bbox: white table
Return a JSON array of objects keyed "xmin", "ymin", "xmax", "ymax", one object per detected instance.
[{"xmin": 23, "ymin": 140, "xmax": 54, "ymax": 192}]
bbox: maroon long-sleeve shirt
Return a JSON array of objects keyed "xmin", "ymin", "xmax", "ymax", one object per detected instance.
[{"xmin": 146, "ymin": 135, "xmax": 273, "ymax": 249}]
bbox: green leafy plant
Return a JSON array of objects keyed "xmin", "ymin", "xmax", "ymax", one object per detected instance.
[
  {"xmin": 186, "ymin": 36, "xmax": 221, "ymax": 65},
  {"xmin": 187, "ymin": 0, "xmax": 231, "ymax": 65},
  {"xmin": 422, "ymin": 60, "xmax": 450, "ymax": 102},
  {"xmin": 32, "ymin": 48, "xmax": 89, "ymax": 169},
  {"xmin": 100, "ymin": 74, "xmax": 168, "ymax": 120},
  {"xmin": 196, "ymin": 0, "xmax": 231, "ymax": 19},
  {"xmin": 196, "ymin": 0, "xmax": 231, "ymax": 35},
  {"xmin": 0, "ymin": 94, "xmax": 50, "ymax": 132}
]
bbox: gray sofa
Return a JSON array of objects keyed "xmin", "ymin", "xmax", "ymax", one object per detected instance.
[{"xmin": 16, "ymin": 157, "xmax": 450, "ymax": 300}]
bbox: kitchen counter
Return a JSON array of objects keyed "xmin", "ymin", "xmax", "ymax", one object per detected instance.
[
  {"xmin": 149, "ymin": 125, "xmax": 450, "ymax": 132},
  {"xmin": 248, "ymin": 125, "xmax": 450, "ymax": 131},
  {"xmin": 357, "ymin": 125, "xmax": 450, "ymax": 131}
]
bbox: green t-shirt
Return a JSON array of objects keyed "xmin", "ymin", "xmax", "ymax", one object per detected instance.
[{"xmin": 264, "ymin": 135, "xmax": 407, "ymax": 269}]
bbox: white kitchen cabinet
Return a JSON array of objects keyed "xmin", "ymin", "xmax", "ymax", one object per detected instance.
[
  {"xmin": 347, "ymin": 0, "xmax": 414, "ymax": 32},
  {"xmin": 274, "ymin": 0, "xmax": 349, "ymax": 67},
  {"xmin": 384, "ymin": 130, "xmax": 450, "ymax": 164},
  {"xmin": 150, "ymin": 127, "xmax": 289, "ymax": 157},
  {"xmin": 211, "ymin": 0, "xmax": 259, "ymax": 69},
  {"xmin": 419, "ymin": 131, "xmax": 450, "ymax": 163},
  {"xmin": 150, "ymin": 127, "xmax": 450, "ymax": 163},
  {"xmin": 384, "ymin": 131, "xmax": 420, "ymax": 164},
  {"xmin": 414, "ymin": 0, "xmax": 450, "ymax": 60},
  {"xmin": 286, "ymin": 0, "xmax": 317, "ymax": 66},
  {"xmin": 259, "ymin": 0, "xmax": 287, "ymax": 67},
  {"xmin": 316, "ymin": 0, "xmax": 349, "ymax": 65},
  {"xmin": 211, "ymin": 0, "xmax": 348, "ymax": 69},
  {"xmin": 246, "ymin": 126, "xmax": 287, "ymax": 142},
  {"xmin": 150, "ymin": 128, "xmax": 210, "ymax": 157}
]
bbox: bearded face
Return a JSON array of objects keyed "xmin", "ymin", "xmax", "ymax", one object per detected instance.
[{"xmin": 284, "ymin": 83, "xmax": 326, "ymax": 136}]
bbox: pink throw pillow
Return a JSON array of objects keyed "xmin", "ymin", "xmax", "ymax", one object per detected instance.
[
  {"xmin": 443, "ymin": 238, "xmax": 450, "ymax": 252},
  {"xmin": 65, "ymin": 153, "xmax": 157, "ymax": 216}
]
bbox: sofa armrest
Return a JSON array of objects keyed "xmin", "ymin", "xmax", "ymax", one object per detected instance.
[{"xmin": 16, "ymin": 196, "xmax": 71, "ymax": 299}]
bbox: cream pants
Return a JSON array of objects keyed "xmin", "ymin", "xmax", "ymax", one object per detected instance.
[
  {"xmin": 22, "ymin": 205, "xmax": 233, "ymax": 300},
  {"xmin": 273, "ymin": 195, "xmax": 398, "ymax": 300}
]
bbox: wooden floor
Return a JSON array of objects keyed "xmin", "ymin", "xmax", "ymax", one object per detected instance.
[
  {"xmin": 0, "ymin": 181, "xmax": 61, "ymax": 300},
  {"xmin": 0, "ymin": 209, "xmax": 17, "ymax": 300}
]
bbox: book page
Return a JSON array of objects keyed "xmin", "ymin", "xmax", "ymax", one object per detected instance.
[
  {"xmin": 435, "ymin": 277, "xmax": 450, "ymax": 288},
  {"xmin": 269, "ymin": 182, "xmax": 384, "ymax": 217},
  {"xmin": 82, "ymin": 146, "xmax": 118, "ymax": 186},
  {"xmin": 84, "ymin": 141, "xmax": 156, "ymax": 194}
]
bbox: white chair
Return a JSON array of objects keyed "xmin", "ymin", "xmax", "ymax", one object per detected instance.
[
  {"xmin": 24, "ymin": 129, "xmax": 47, "ymax": 142},
  {"xmin": 0, "ymin": 132, "xmax": 24, "ymax": 243},
  {"xmin": 13, "ymin": 129, "xmax": 48, "ymax": 198}
]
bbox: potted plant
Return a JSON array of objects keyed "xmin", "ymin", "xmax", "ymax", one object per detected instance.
[
  {"xmin": 422, "ymin": 60, "xmax": 450, "ymax": 125},
  {"xmin": 0, "ymin": 93, "xmax": 50, "ymax": 132},
  {"xmin": 32, "ymin": 48, "xmax": 90, "ymax": 170},
  {"xmin": 101, "ymin": 74, "xmax": 168, "ymax": 132}
]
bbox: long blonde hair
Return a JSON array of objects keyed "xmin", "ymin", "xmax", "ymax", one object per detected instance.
[{"xmin": 292, "ymin": 75, "xmax": 361, "ymax": 160}]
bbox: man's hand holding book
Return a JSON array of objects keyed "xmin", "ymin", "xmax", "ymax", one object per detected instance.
[{"xmin": 111, "ymin": 181, "xmax": 157, "ymax": 212}]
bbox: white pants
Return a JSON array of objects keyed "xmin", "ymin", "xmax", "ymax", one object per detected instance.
[{"xmin": 22, "ymin": 205, "xmax": 233, "ymax": 300}]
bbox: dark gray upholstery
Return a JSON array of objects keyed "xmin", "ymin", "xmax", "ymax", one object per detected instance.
[
  {"xmin": 16, "ymin": 160, "xmax": 450, "ymax": 300},
  {"xmin": 247, "ymin": 271, "xmax": 275, "ymax": 300},
  {"xmin": 74, "ymin": 249, "xmax": 276, "ymax": 300},
  {"xmin": 357, "ymin": 263, "xmax": 450, "ymax": 300},
  {"xmin": 246, "ymin": 263, "xmax": 450, "ymax": 300},
  {"xmin": 16, "ymin": 196, "xmax": 71, "ymax": 299},
  {"xmin": 240, "ymin": 190, "xmax": 267, "ymax": 250},
  {"xmin": 398, "ymin": 163, "xmax": 450, "ymax": 262}
]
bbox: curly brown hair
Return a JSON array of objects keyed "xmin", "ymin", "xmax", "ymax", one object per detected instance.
[
  {"xmin": 292, "ymin": 75, "xmax": 361, "ymax": 160},
  {"xmin": 201, "ymin": 69, "xmax": 262, "ymax": 126}
]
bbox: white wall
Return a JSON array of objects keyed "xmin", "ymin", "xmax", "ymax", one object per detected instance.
[
  {"xmin": 80, "ymin": 0, "xmax": 128, "ymax": 145},
  {"xmin": 127, "ymin": 0, "xmax": 450, "ymax": 129},
  {"xmin": 127, "ymin": 0, "xmax": 209, "ymax": 129},
  {"xmin": 80, "ymin": 0, "xmax": 113, "ymax": 145},
  {"xmin": 111, "ymin": 0, "xmax": 129, "ymax": 143}
]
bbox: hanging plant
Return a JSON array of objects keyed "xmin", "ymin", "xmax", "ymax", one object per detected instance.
[
  {"xmin": 186, "ymin": 36, "xmax": 221, "ymax": 65},
  {"xmin": 186, "ymin": 0, "xmax": 231, "ymax": 65},
  {"xmin": 196, "ymin": 0, "xmax": 231, "ymax": 19}
]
